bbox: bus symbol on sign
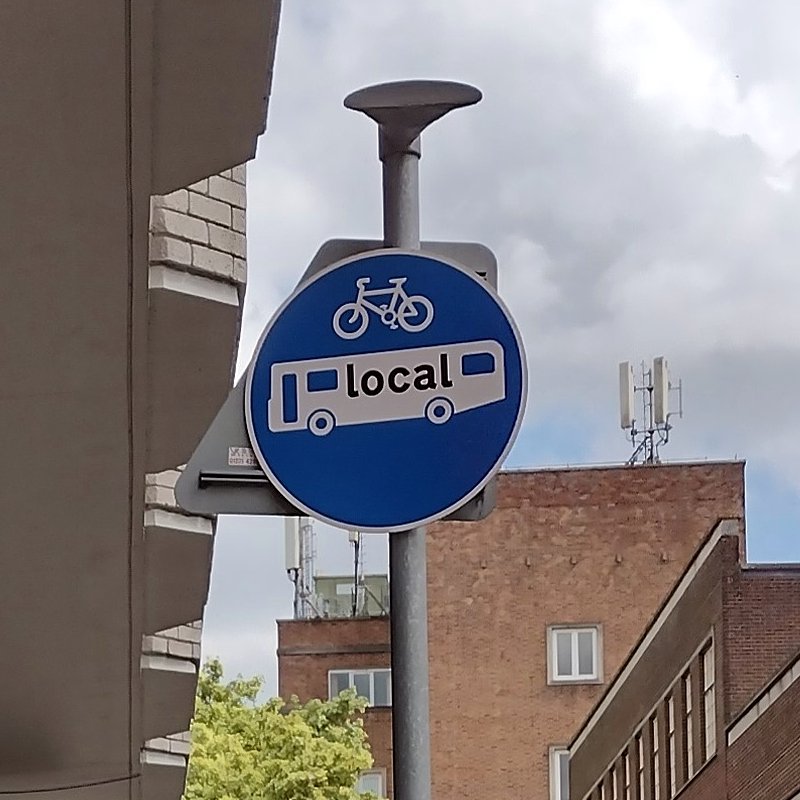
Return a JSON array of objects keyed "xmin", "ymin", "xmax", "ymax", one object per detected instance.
[{"xmin": 269, "ymin": 340, "xmax": 505, "ymax": 436}]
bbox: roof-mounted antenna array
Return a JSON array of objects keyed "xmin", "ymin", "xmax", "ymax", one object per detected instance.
[
  {"xmin": 619, "ymin": 357, "xmax": 683, "ymax": 465},
  {"xmin": 285, "ymin": 517, "xmax": 319, "ymax": 619}
]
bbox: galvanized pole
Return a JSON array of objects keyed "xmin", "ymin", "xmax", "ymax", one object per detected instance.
[
  {"xmin": 381, "ymin": 128, "xmax": 431, "ymax": 800},
  {"xmin": 381, "ymin": 132, "xmax": 421, "ymax": 249},
  {"xmin": 344, "ymin": 81, "xmax": 481, "ymax": 800}
]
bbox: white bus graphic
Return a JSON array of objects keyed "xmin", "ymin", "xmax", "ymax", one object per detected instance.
[{"xmin": 268, "ymin": 339, "xmax": 505, "ymax": 436}]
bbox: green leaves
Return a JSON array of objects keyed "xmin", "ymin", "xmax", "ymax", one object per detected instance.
[{"xmin": 183, "ymin": 658, "xmax": 379, "ymax": 800}]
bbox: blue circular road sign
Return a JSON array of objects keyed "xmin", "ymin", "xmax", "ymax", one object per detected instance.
[{"xmin": 245, "ymin": 249, "xmax": 527, "ymax": 532}]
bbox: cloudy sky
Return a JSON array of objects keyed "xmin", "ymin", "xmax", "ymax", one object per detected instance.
[{"xmin": 203, "ymin": 0, "xmax": 800, "ymax": 693}]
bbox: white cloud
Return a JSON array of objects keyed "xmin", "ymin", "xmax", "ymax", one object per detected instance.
[
  {"xmin": 598, "ymin": 0, "xmax": 800, "ymax": 163},
  {"xmin": 207, "ymin": 0, "xmax": 800, "ymax": 677}
]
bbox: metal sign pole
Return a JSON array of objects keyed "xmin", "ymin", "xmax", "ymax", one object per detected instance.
[
  {"xmin": 382, "ymin": 130, "xmax": 431, "ymax": 800},
  {"xmin": 344, "ymin": 80, "xmax": 483, "ymax": 800}
]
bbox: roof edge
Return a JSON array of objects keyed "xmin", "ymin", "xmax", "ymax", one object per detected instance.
[
  {"xmin": 500, "ymin": 458, "xmax": 745, "ymax": 476},
  {"xmin": 570, "ymin": 516, "xmax": 741, "ymax": 753}
]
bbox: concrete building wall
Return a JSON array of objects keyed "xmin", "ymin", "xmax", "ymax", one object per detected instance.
[
  {"xmin": 0, "ymin": 3, "xmax": 278, "ymax": 795},
  {"xmin": 141, "ymin": 166, "xmax": 250, "ymax": 792}
]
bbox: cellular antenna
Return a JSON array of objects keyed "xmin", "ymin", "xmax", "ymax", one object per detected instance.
[
  {"xmin": 285, "ymin": 516, "xmax": 319, "ymax": 619},
  {"xmin": 618, "ymin": 357, "xmax": 683, "ymax": 465}
]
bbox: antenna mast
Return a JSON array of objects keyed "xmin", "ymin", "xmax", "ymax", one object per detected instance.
[
  {"xmin": 348, "ymin": 530, "xmax": 365, "ymax": 617},
  {"xmin": 285, "ymin": 516, "xmax": 319, "ymax": 619},
  {"xmin": 619, "ymin": 357, "xmax": 683, "ymax": 465}
]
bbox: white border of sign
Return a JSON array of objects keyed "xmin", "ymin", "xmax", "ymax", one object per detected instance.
[{"xmin": 244, "ymin": 248, "xmax": 528, "ymax": 532}]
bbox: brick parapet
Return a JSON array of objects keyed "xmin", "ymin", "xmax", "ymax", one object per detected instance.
[
  {"xmin": 149, "ymin": 165, "xmax": 247, "ymax": 284},
  {"xmin": 723, "ymin": 568, "xmax": 800, "ymax": 720},
  {"xmin": 143, "ymin": 621, "xmax": 203, "ymax": 664},
  {"xmin": 728, "ymin": 678, "xmax": 800, "ymax": 800},
  {"xmin": 143, "ymin": 729, "xmax": 193, "ymax": 759}
]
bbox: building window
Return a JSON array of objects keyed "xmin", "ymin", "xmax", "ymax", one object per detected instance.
[
  {"xmin": 549, "ymin": 626, "xmax": 601, "ymax": 682},
  {"xmin": 329, "ymin": 669, "xmax": 391, "ymax": 707},
  {"xmin": 651, "ymin": 715, "xmax": 660, "ymax": 800},
  {"xmin": 550, "ymin": 747, "xmax": 570, "ymax": 800},
  {"xmin": 702, "ymin": 644, "xmax": 716, "ymax": 759},
  {"xmin": 356, "ymin": 770, "xmax": 385, "ymax": 796},
  {"xmin": 684, "ymin": 672, "xmax": 694, "ymax": 778},
  {"xmin": 624, "ymin": 749, "xmax": 631, "ymax": 800},
  {"xmin": 611, "ymin": 765, "xmax": 618, "ymax": 800},
  {"xmin": 636, "ymin": 733, "xmax": 645, "ymax": 799},
  {"xmin": 667, "ymin": 696, "xmax": 676, "ymax": 797}
]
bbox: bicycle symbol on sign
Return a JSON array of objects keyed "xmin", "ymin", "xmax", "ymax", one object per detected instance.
[{"xmin": 332, "ymin": 276, "xmax": 434, "ymax": 340}]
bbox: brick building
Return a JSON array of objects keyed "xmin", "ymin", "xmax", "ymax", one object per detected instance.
[
  {"xmin": 278, "ymin": 617, "xmax": 393, "ymax": 796},
  {"xmin": 569, "ymin": 519, "xmax": 800, "ymax": 800},
  {"xmin": 277, "ymin": 460, "xmax": 745, "ymax": 799}
]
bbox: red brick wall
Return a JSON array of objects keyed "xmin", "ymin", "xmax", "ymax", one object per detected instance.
[
  {"xmin": 724, "ymin": 570, "xmax": 800, "ymax": 720},
  {"xmin": 277, "ymin": 617, "xmax": 393, "ymax": 796},
  {"xmin": 278, "ymin": 617, "xmax": 389, "ymax": 656},
  {"xmin": 676, "ymin": 756, "xmax": 727, "ymax": 800},
  {"xmin": 569, "ymin": 533, "xmax": 740, "ymax": 800},
  {"xmin": 275, "ymin": 462, "xmax": 745, "ymax": 800},
  {"xmin": 728, "ymin": 678, "xmax": 800, "ymax": 800},
  {"xmin": 426, "ymin": 463, "xmax": 744, "ymax": 800}
]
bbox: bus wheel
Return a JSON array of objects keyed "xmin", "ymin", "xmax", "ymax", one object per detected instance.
[
  {"xmin": 308, "ymin": 409, "xmax": 336, "ymax": 436},
  {"xmin": 425, "ymin": 397, "xmax": 453, "ymax": 425}
]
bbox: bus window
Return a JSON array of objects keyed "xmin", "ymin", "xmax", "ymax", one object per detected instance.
[
  {"xmin": 462, "ymin": 352, "xmax": 495, "ymax": 376},
  {"xmin": 307, "ymin": 368, "xmax": 339, "ymax": 392},
  {"xmin": 282, "ymin": 373, "xmax": 298, "ymax": 423}
]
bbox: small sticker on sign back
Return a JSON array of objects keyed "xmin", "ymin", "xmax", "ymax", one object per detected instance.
[{"xmin": 228, "ymin": 446, "xmax": 257, "ymax": 467}]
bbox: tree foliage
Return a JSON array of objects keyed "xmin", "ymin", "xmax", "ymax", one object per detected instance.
[{"xmin": 183, "ymin": 658, "xmax": 378, "ymax": 800}]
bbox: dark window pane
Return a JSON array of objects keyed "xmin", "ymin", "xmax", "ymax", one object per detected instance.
[
  {"xmin": 373, "ymin": 670, "xmax": 391, "ymax": 706},
  {"xmin": 357, "ymin": 773, "xmax": 383, "ymax": 795},
  {"xmin": 330, "ymin": 672, "xmax": 350, "ymax": 698},
  {"xmin": 559, "ymin": 751, "xmax": 570, "ymax": 800},
  {"xmin": 578, "ymin": 630, "xmax": 595, "ymax": 676},
  {"xmin": 353, "ymin": 672, "xmax": 371, "ymax": 702},
  {"xmin": 556, "ymin": 631, "xmax": 573, "ymax": 677}
]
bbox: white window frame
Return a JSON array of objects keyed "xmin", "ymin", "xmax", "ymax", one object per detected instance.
[
  {"xmin": 550, "ymin": 746, "xmax": 570, "ymax": 800},
  {"xmin": 684, "ymin": 672, "xmax": 694, "ymax": 778},
  {"xmin": 702, "ymin": 645, "xmax": 716, "ymax": 759},
  {"xmin": 667, "ymin": 696, "xmax": 676, "ymax": 798},
  {"xmin": 652, "ymin": 714, "xmax": 660, "ymax": 800},
  {"xmin": 328, "ymin": 668, "xmax": 392, "ymax": 707},
  {"xmin": 356, "ymin": 769, "xmax": 386, "ymax": 797},
  {"xmin": 636, "ymin": 732, "xmax": 645, "ymax": 799},
  {"xmin": 548, "ymin": 625, "xmax": 603, "ymax": 684},
  {"xmin": 623, "ymin": 749, "xmax": 631, "ymax": 800}
]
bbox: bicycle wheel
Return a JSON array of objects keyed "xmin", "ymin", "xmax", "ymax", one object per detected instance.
[
  {"xmin": 398, "ymin": 295, "xmax": 434, "ymax": 332},
  {"xmin": 333, "ymin": 303, "xmax": 369, "ymax": 339}
]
